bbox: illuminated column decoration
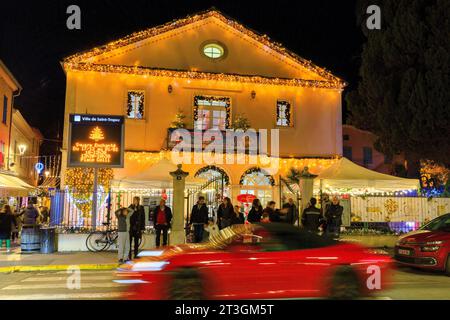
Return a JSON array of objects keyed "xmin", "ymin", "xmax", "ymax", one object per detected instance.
[
  {"xmin": 299, "ymin": 167, "xmax": 318, "ymax": 219},
  {"xmin": 169, "ymin": 164, "xmax": 189, "ymax": 245}
]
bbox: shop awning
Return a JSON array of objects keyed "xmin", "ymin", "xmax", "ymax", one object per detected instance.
[
  {"xmin": 314, "ymin": 157, "xmax": 420, "ymax": 193},
  {"xmin": 0, "ymin": 173, "xmax": 35, "ymax": 197}
]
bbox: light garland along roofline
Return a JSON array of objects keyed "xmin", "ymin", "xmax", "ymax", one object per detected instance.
[
  {"xmin": 65, "ymin": 63, "xmax": 345, "ymax": 89},
  {"xmin": 62, "ymin": 8, "xmax": 346, "ymax": 87}
]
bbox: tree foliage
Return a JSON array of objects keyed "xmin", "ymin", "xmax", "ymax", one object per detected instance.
[{"xmin": 347, "ymin": 0, "xmax": 450, "ymax": 176}]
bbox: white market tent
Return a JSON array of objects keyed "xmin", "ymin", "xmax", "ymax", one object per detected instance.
[
  {"xmin": 112, "ymin": 158, "xmax": 206, "ymax": 190},
  {"xmin": 314, "ymin": 157, "xmax": 419, "ymax": 193}
]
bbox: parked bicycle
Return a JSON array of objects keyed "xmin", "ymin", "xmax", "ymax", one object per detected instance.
[
  {"xmin": 86, "ymin": 223, "xmax": 118, "ymax": 252},
  {"xmin": 86, "ymin": 223, "xmax": 146, "ymax": 252}
]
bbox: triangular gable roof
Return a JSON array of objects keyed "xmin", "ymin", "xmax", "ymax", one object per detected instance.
[{"xmin": 63, "ymin": 8, "xmax": 346, "ymax": 89}]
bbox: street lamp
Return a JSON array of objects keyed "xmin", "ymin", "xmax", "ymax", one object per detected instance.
[
  {"xmin": 18, "ymin": 144, "xmax": 27, "ymax": 155},
  {"xmin": 45, "ymin": 170, "xmax": 50, "ymax": 178}
]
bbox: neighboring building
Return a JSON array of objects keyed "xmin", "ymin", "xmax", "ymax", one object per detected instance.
[
  {"xmin": 0, "ymin": 59, "xmax": 41, "ymax": 199},
  {"xmin": 342, "ymin": 124, "xmax": 405, "ymax": 175},
  {"xmin": 61, "ymin": 9, "xmax": 345, "ymax": 210},
  {"xmin": 9, "ymin": 108, "xmax": 43, "ymax": 186},
  {"xmin": 0, "ymin": 59, "xmax": 21, "ymax": 170}
]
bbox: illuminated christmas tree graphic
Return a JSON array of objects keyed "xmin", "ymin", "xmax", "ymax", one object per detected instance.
[{"xmin": 89, "ymin": 126, "xmax": 105, "ymax": 142}]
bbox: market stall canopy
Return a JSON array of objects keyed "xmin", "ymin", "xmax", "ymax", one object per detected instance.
[
  {"xmin": 112, "ymin": 158, "xmax": 206, "ymax": 190},
  {"xmin": 0, "ymin": 173, "xmax": 35, "ymax": 197},
  {"xmin": 314, "ymin": 157, "xmax": 419, "ymax": 193}
]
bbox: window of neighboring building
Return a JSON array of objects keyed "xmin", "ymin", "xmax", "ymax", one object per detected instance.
[
  {"xmin": 343, "ymin": 146, "xmax": 352, "ymax": 160},
  {"xmin": 363, "ymin": 147, "xmax": 373, "ymax": 165},
  {"xmin": 193, "ymin": 95, "xmax": 230, "ymax": 130},
  {"xmin": 126, "ymin": 90, "xmax": 144, "ymax": 119},
  {"xmin": 203, "ymin": 43, "xmax": 225, "ymax": 59},
  {"xmin": 343, "ymin": 134, "xmax": 349, "ymax": 141},
  {"xmin": 2, "ymin": 96, "xmax": 8, "ymax": 124},
  {"xmin": 276, "ymin": 100, "xmax": 292, "ymax": 127}
]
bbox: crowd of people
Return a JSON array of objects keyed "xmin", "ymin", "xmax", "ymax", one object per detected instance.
[
  {"xmin": 187, "ymin": 194, "xmax": 343, "ymax": 243},
  {"xmin": 0, "ymin": 199, "xmax": 50, "ymax": 253},
  {"xmin": 115, "ymin": 197, "xmax": 172, "ymax": 263},
  {"xmin": 115, "ymin": 193, "xmax": 344, "ymax": 262}
]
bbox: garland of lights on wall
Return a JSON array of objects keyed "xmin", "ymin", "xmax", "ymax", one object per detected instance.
[
  {"xmin": 193, "ymin": 95, "xmax": 231, "ymax": 128},
  {"xmin": 239, "ymin": 167, "xmax": 275, "ymax": 186},
  {"xmin": 194, "ymin": 165, "xmax": 230, "ymax": 185},
  {"xmin": 62, "ymin": 9, "xmax": 345, "ymax": 89},
  {"xmin": 124, "ymin": 151, "xmax": 339, "ymax": 176},
  {"xmin": 65, "ymin": 168, "xmax": 114, "ymax": 217},
  {"xmin": 66, "ymin": 63, "xmax": 342, "ymax": 89}
]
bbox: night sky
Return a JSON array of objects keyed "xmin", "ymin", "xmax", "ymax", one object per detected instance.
[{"xmin": 0, "ymin": 0, "xmax": 363, "ymax": 155}]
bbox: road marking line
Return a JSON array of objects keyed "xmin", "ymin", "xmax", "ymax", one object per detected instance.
[
  {"xmin": 54, "ymin": 270, "xmax": 117, "ymax": 275},
  {"xmin": 0, "ymin": 292, "xmax": 132, "ymax": 300},
  {"xmin": 21, "ymin": 276, "xmax": 114, "ymax": 282},
  {"xmin": 2, "ymin": 282, "xmax": 125, "ymax": 290},
  {"xmin": 0, "ymin": 264, "xmax": 118, "ymax": 273}
]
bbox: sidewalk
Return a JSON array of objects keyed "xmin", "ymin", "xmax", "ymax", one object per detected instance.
[{"xmin": 0, "ymin": 245, "xmax": 119, "ymax": 273}]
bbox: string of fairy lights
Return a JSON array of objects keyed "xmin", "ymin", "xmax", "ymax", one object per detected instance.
[
  {"xmin": 124, "ymin": 150, "xmax": 339, "ymax": 176},
  {"xmin": 62, "ymin": 9, "xmax": 346, "ymax": 90}
]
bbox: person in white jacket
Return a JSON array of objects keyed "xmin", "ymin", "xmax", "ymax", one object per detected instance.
[{"xmin": 204, "ymin": 219, "xmax": 220, "ymax": 239}]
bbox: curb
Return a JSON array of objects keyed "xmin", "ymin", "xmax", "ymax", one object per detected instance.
[{"xmin": 0, "ymin": 263, "xmax": 118, "ymax": 273}]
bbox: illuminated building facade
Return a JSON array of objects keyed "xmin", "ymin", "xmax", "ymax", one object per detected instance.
[{"xmin": 61, "ymin": 9, "xmax": 344, "ymax": 206}]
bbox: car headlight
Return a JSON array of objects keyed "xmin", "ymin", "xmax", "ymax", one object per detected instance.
[
  {"xmin": 421, "ymin": 246, "xmax": 440, "ymax": 252},
  {"xmin": 424, "ymin": 241, "xmax": 444, "ymax": 245},
  {"xmin": 365, "ymin": 249, "xmax": 389, "ymax": 255},
  {"xmin": 137, "ymin": 250, "xmax": 164, "ymax": 257},
  {"xmin": 131, "ymin": 261, "xmax": 169, "ymax": 271}
]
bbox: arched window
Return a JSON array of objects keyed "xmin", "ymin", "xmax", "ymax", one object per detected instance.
[
  {"xmin": 240, "ymin": 168, "xmax": 275, "ymax": 186},
  {"xmin": 195, "ymin": 165, "xmax": 230, "ymax": 185}
]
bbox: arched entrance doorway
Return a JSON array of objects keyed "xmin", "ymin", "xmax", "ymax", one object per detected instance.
[
  {"xmin": 193, "ymin": 165, "xmax": 230, "ymax": 218},
  {"xmin": 239, "ymin": 167, "xmax": 275, "ymax": 209}
]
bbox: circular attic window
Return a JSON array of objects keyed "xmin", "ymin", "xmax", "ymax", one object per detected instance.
[{"xmin": 203, "ymin": 43, "xmax": 225, "ymax": 59}]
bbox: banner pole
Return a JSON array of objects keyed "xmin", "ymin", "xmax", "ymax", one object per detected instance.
[{"xmin": 91, "ymin": 167, "xmax": 98, "ymax": 230}]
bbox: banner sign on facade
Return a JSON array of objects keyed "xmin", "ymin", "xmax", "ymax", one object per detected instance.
[{"xmin": 68, "ymin": 114, "xmax": 124, "ymax": 168}]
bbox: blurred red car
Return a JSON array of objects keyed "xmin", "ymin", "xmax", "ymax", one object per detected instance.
[
  {"xmin": 395, "ymin": 213, "xmax": 450, "ymax": 275},
  {"xmin": 117, "ymin": 223, "xmax": 393, "ymax": 299}
]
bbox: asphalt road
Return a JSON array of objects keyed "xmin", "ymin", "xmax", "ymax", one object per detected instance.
[{"xmin": 0, "ymin": 267, "xmax": 449, "ymax": 300}]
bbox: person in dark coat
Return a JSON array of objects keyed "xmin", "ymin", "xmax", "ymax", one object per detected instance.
[
  {"xmin": 263, "ymin": 201, "xmax": 281, "ymax": 223},
  {"xmin": 247, "ymin": 198, "xmax": 263, "ymax": 223},
  {"xmin": 21, "ymin": 202, "xmax": 39, "ymax": 227},
  {"xmin": 128, "ymin": 196, "xmax": 146, "ymax": 259},
  {"xmin": 152, "ymin": 199, "xmax": 173, "ymax": 247},
  {"xmin": 217, "ymin": 197, "xmax": 234, "ymax": 230},
  {"xmin": 231, "ymin": 205, "xmax": 245, "ymax": 225},
  {"xmin": 301, "ymin": 198, "xmax": 323, "ymax": 233},
  {"xmin": 321, "ymin": 193, "xmax": 332, "ymax": 233},
  {"xmin": 0, "ymin": 205, "xmax": 15, "ymax": 251},
  {"xmin": 282, "ymin": 198, "xmax": 298, "ymax": 225},
  {"xmin": 325, "ymin": 196, "xmax": 344, "ymax": 238},
  {"xmin": 189, "ymin": 196, "xmax": 209, "ymax": 243}
]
